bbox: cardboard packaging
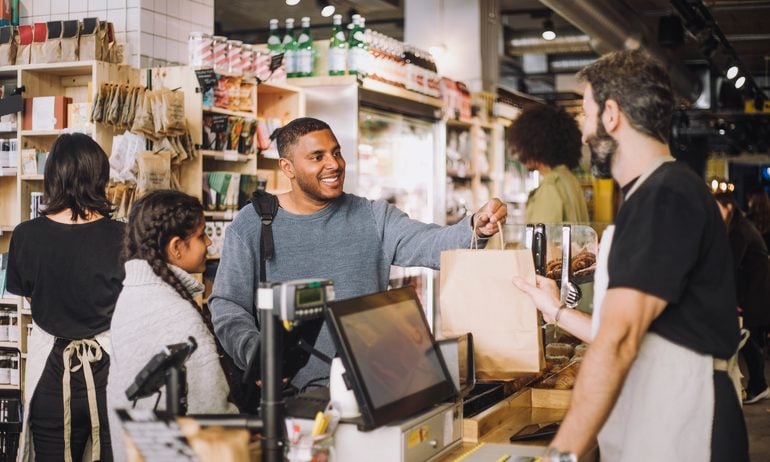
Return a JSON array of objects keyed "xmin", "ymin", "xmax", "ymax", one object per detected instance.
[
  {"xmin": 23, "ymin": 96, "xmax": 72, "ymax": 131},
  {"xmin": 67, "ymin": 102, "xmax": 91, "ymax": 129},
  {"xmin": 0, "ymin": 26, "xmax": 18, "ymax": 66},
  {"xmin": 15, "ymin": 24, "xmax": 31, "ymax": 65}
]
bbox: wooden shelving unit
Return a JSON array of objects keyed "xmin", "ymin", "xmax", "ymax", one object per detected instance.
[{"xmin": 0, "ymin": 61, "xmax": 139, "ymax": 400}]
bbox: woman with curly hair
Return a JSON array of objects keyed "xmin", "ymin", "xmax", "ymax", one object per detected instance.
[
  {"xmin": 107, "ymin": 190, "xmax": 235, "ymax": 460},
  {"xmin": 508, "ymin": 104, "xmax": 589, "ymax": 224}
]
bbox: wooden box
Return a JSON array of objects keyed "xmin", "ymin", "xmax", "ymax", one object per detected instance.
[{"xmin": 463, "ymin": 387, "xmax": 571, "ymax": 444}]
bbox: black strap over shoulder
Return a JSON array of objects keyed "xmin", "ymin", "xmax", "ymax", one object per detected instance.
[{"xmin": 251, "ymin": 190, "xmax": 279, "ymax": 283}]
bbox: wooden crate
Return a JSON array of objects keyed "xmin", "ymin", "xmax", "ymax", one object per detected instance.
[{"xmin": 463, "ymin": 387, "xmax": 571, "ymax": 444}]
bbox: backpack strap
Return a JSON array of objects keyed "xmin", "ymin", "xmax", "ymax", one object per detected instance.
[{"xmin": 250, "ymin": 190, "xmax": 279, "ymax": 283}]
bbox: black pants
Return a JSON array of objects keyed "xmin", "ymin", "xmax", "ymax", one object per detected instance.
[
  {"xmin": 711, "ymin": 370, "xmax": 749, "ymax": 462},
  {"xmin": 740, "ymin": 326, "xmax": 768, "ymax": 395},
  {"xmin": 30, "ymin": 338, "xmax": 112, "ymax": 462}
]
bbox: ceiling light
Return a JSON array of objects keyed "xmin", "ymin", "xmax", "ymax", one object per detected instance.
[
  {"xmin": 286, "ymin": 0, "xmax": 300, "ymax": 5},
  {"xmin": 320, "ymin": 1, "xmax": 335, "ymax": 17},
  {"xmin": 726, "ymin": 65, "xmax": 739, "ymax": 80},
  {"xmin": 542, "ymin": 19, "xmax": 556, "ymax": 41},
  {"xmin": 735, "ymin": 76, "xmax": 746, "ymax": 89}
]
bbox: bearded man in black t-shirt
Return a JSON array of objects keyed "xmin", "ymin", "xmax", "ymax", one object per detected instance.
[{"xmin": 515, "ymin": 50, "xmax": 748, "ymax": 462}]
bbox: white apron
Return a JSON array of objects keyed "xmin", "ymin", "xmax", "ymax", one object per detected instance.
[
  {"xmin": 590, "ymin": 157, "xmax": 714, "ymax": 462},
  {"xmin": 17, "ymin": 324, "xmax": 112, "ymax": 462}
]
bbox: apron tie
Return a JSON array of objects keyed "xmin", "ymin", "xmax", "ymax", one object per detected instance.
[{"xmin": 62, "ymin": 339, "xmax": 103, "ymax": 462}]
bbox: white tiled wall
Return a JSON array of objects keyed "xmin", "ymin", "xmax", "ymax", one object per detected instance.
[
  {"xmin": 16, "ymin": 0, "xmax": 214, "ymax": 68},
  {"xmin": 139, "ymin": 0, "xmax": 213, "ymax": 68}
]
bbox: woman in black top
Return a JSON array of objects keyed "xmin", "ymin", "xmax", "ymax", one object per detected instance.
[
  {"xmin": 7, "ymin": 133, "xmax": 124, "ymax": 461},
  {"xmin": 715, "ymin": 190, "xmax": 770, "ymax": 404}
]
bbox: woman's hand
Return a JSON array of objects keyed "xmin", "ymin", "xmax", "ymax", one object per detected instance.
[{"xmin": 513, "ymin": 275, "xmax": 562, "ymax": 323}]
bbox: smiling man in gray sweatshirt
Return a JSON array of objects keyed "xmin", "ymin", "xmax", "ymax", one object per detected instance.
[{"xmin": 209, "ymin": 117, "xmax": 507, "ymax": 391}]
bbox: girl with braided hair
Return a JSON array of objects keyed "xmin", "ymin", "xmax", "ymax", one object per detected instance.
[{"xmin": 106, "ymin": 190, "xmax": 236, "ymax": 461}]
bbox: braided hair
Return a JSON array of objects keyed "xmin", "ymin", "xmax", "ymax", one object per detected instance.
[{"xmin": 123, "ymin": 190, "xmax": 205, "ymax": 306}]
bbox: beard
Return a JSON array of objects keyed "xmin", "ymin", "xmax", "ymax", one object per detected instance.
[{"xmin": 586, "ymin": 120, "xmax": 619, "ymax": 180}]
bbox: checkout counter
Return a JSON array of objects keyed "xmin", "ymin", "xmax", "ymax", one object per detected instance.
[{"xmin": 119, "ymin": 222, "xmax": 599, "ymax": 461}]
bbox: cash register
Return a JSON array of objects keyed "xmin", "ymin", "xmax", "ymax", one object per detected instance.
[{"xmin": 325, "ymin": 286, "xmax": 463, "ymax": 462}]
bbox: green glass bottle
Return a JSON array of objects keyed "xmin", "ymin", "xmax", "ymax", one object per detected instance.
[
  {"xmin": 296, "ymin": 17, "xmax": 314, "ymax": 77},
  {"xmin": 267, "ymin": 18, "xmax": 282, "ymax": 55},
  {"xmin": 347, "ymin": 14, "xmax": 368, "ymax": 76},
  {"xmin": 283, "ymin": 18, "xmax": 298, "ymax": 77},
  {"xmin": 328, "ymin": 14, "xmax": 347, "ymax": 76}
]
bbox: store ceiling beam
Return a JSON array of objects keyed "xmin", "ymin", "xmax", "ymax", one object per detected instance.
[{"xmin": 539, "ymin": 0, "xmax": 703, "ymax": 103}]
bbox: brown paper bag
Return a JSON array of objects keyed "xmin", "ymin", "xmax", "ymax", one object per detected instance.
[
  {"xmin": 0, "ymin": 26, "xmax": 18, "ymax": 66},
  {"xmin": 439, "ymin": 233, "xmax": 543, "ymax": 380}
]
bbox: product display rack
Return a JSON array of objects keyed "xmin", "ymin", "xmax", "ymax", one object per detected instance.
[
  {"xmin": 143, "ymin": 67, "xmax": 305, "ymax": 201},
  {"xmin": 0, "ymin": 61, "xmax": 138, "ymax": 397}
]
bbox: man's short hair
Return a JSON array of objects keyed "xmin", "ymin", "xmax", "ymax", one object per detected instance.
[
  {"xmin": 508, "ymin": 104, "xmax": 582, "ymax": 169},
  {"xmin": 577, "ymin": 49, "xmax": 674, "ymax": 144},
  {"xmin": 276, "ymin": 117, "xmax": 332, "ymax": 158}
]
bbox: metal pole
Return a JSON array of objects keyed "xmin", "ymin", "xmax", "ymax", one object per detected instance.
[
  {"xmin": 261, "ymin": 308, "xmax": 285, "ymax": 462},
  {"xmin": 165, "ymin": 366, "xmax": 188, "ymax": 416}
]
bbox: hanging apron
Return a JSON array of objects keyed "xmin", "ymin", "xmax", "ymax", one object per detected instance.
[{"xmin": 590, "ymin": 157, "xmax": 715, "ymax": 462}]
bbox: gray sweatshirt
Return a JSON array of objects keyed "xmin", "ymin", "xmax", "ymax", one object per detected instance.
[
  {"xmin": 209, "ymin": 193, "xmax": 477, "ymax": 389},
  {"xmin": 108, "ymin": 260, "xmax": 236, "ymax": 461}
]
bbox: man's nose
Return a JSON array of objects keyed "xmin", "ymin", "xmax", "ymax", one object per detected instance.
[{"xmin": 323, "ymin": 155, "xmax": 342, "ymax": 169}]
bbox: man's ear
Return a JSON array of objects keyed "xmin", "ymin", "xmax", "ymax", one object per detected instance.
[
  {"xmin": 279, "ymin": 157, "xmax": 295, "ymax": 179},
  {"xmin": 602, "ymin": 99, "xmax": 622, "ymax": 134}
]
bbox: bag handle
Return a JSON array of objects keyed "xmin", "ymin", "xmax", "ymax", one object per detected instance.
[{"xmin": 470, "ymin": 221, "xmax": 505, "ymax": 250}]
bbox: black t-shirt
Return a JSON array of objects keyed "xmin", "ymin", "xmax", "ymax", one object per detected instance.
[
  {"xmin": 607, "ymin": 162, "xmax": 740, "ymax": 359},
  {"xmin": 6, "ymin": 216, "xmax": 125, "ymax": 339}
]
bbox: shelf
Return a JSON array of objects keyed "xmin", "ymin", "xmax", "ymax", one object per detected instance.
[
  {"xmin": 258, "ymin": 81, "xmax": 302, "ymax": 94},
  {"xmin": 200, "ymin": 150, "xmax": 254, "ymax": 162},
  {"xmin": 0, "ymin": 384, "xmax": 20, "ymax": 390},
  {"xmin": 361, "ymin": 78, "xmax": 444, "ymax": 108},
  {"xmin": 20, "ymin": 60, "xmax": 98, "ymax": 76},
  {"xmin": 20, "ymin": 308, "xmax": 31, "ymax": 316},
  {"xmin": 21, "ymin": 174, "xmax": 43, "ymax": 180},
  {"xmin": 202, "ymin": 105, "xmax": 256, "ymax": 119},
  {"xmin": 289, "ymin": 75, "xmax": 444, "ymax": 108},
  {"xmin": 204, "ymin": 210, "xmax": 238, "ymax": 220},
  {"xmin": 0, "ymin": 168, "xmax": 17, "ymax": 177},
  {"xmin": 21, "ymin": 128, "xmax": 92, "ymax": 137},
  {"xmin": 446, "ymin": 119, "xmax": 473, "ymax": 129},
  {"xmin": 0, "ymin": 297, "xmax": 20, "ymax": 305},
  {"xmin": 0, "ymin": 342, "xmax": 19, "ymax": 350}
]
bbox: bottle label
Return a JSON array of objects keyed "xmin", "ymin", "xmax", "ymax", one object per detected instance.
[
  {"xmin": 329, "ymin": 48, "xmax": 346, "ymax": 73},
  {"xmin": 284, "ymin": 50, "xmax": 296, "ymax": 73},
  {"xmin": 349, "ymin": 47, "xmax": 368, "ymax": 74},
  {"xmin": 297, "ymin": 49, "xmax": 313, "ymax": 74},
  {"xmin": 353, "ymin": 31, "xmax": 365, "ymax": 42},
  {"xmin": 335, "ymin": 31, "xmax": 345, "ymax": 41},
  {"xmin": 268, "ymin": 36, "xmax": 281, "ymax": 46}
]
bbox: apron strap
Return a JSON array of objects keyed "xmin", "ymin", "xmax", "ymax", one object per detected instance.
[{"xmin": 62, "ymin": 339, "xmax": 103, "ymax": 462}]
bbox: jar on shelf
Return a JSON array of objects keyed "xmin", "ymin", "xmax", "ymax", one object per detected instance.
[
  {"xmin": 188, "ymin": 32, "xmax": 213, "ymax": 68},
  {"xmin": 7, "ymin": 310, "xmax": 18, "ymax": 342},
  {"xmin": 0, "ymin": 353, "xmax": 9, "ymax": 384},
  {"xmin": 226, "ymin": 39, "xmax": 243, "ymax": 76},
  {"xmin": 9, "ymin": 353, "xmax": 19, "ymax": 386},
  {"xmin": 241, "ymin": 44, "xmax": 255, "ymax": 78},
  {"xmin": 212, "ymin": 35, "xmax": 228, "ymax": 74},
  {"xmin": 0, "ymin": 309, "xmax": 9, "ymax": 342}
]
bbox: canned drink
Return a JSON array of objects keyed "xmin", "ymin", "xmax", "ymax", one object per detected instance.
[
  {"xmin": 212, "ymin": 35, "xmax": 228, "ymax": 74},
  {"xmin": 188, "ymin": 32, "xmax": 213, "ymax": 68},
  {"xmin": 226, "ymin": 39, "xmax": 243, "ymax": 76}
]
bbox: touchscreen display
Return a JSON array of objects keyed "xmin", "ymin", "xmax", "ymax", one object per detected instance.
[{"xmin": 338, "ymin": 299, "xmax": 448, "ymax": 409}]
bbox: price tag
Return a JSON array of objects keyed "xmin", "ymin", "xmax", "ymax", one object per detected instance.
[
  {"xmin": 269, "ymin": 53, "xmax": 284, "ymax": 72},
  {"xmin": 195, "ymin": 68, "xmax": 218, "ymax": 93}
]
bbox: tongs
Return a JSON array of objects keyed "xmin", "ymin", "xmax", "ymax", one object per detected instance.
[{"xmin": 560, "ymin": 225, "xmax": 582, "ymax": 308}]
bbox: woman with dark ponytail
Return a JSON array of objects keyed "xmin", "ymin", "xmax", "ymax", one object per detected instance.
[
  {"xmin": 107, "ymin": 190, "xmax": 235, "ymax": 460},
  {"xmin": 7, "ymin": 133, "xmax": 124, "ymax": 462}
]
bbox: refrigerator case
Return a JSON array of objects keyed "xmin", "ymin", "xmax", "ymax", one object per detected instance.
[{"xmin": 294, "ymin": 77, "xmax": 445, "ymax": 328}]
